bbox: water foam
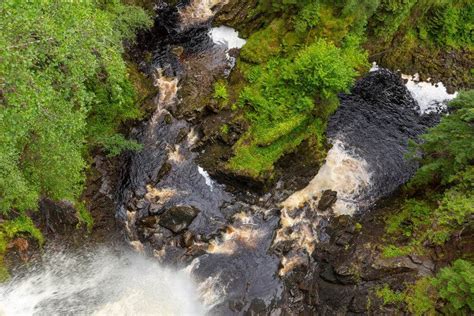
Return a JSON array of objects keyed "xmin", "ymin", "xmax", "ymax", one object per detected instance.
[
  {"xmin": 402, "ymin": 73, "xmax": 457, "ymax": 114},
  {"xmin": 198, "ymin": 166, "xmax": 214, "ymax": 191},
  {"xmin": 0, "ymin": 249, "xmax": 213, "ymax": 316},
  {"xmin": 179, "ymin": 0, "xmax": 229, "ymax": 26},
  {"xmin": 274, "ymin": 140, "xmax": 371, "ymax": 274},
  {"xmin": 209, "ymin": 26, "xmax": 246, "ymax": 50},
  {"xmin": 282, "ymin": 140, "xmax": 372, "ymax": 215}
]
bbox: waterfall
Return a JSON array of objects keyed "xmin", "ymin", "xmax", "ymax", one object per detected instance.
[{"xmin": 0, "ymin": 249, "xmax": 217, "ymax": 316}]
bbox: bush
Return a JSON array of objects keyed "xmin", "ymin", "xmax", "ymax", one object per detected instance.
[
  {"xmin": 376, "ymin": 284, "xmax": 405, "ymax": 305},
  {"xmin": 433, "ymin": 259, "xmax": 474, "ymax": 312},
  {"xmin": 229, "ymin": 39, "xmax": 367, "ymax": 178},
  {"xmin": 383, "ymin": 91, "xmax": 474, "ymax": 252},
  {"xmin": 405, "ymin": 278, "xmax": 437, "ymax": 315}
]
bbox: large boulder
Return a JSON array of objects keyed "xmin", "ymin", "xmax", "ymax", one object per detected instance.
[{"xmin": 158, "ymin": 205, "xmax": 200, "ymax": 233}]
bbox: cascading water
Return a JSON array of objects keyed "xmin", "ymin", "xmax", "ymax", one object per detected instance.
[
  {"xmin": 1, "ymin": 1, "xmax": 460, "ymax": 314},
  {"xmin": 274, "ymin": 69, "xmax": 457, "ymax": 275},
  {"xmin": 0, "ymin": 249, "xmax": 216, "ymax": 316}
]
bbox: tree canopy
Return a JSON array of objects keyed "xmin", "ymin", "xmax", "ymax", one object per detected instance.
[{"xmin": 0, "ymin": 1, "xmax": 152, "ymax": 214}]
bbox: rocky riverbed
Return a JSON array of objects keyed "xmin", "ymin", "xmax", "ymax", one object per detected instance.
[{"xmin": 1, "ymin": 1, "xmax": 469, "ymax": 315}]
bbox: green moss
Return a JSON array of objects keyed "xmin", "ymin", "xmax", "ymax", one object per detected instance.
[
  {"xmin": 0, "ymin": 216, "xmax": 44, "ymax": 282},
  {"xmin": 229, "ymin": 119, "xmax": 324, "ymax": 178},
  {"xmin": 382, "ymin": 244, "xmax": 415, "ymax": 258},
  {"xmin": 213, "ymin": 80, "xmax": 229, "ymax": 107},
  {"xmin": 220, "ymin": 124, "xmax": 230, "ymax": 135},
  {"xmin": 240, "ymin": 19, "xmax": 286, "ymax": 64},
  {"xmin": 228, "ymin": 39, "xmax": 366, "ymax": 178},
  {"xmin": 76, "ymin": 203, "xmax": 94, "ymax": 232},
  {"xmin": 405, "ymin": 278, "xmax": 437, "ymax": 316},
  {"xmin": 376, "ymin": 284, "xmax": 405, "ymax": 306}
]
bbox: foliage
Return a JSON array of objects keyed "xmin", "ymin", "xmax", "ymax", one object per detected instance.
[
  {"xmin": 383, "ymin": 91, "xmax": 474, "ymax": 255},
  {"xmin": 240, "ymin": 19, "xmax": 287, "ymax": 64},
  {"xmin": 368, "ymin": 0, "xmax": 473, "ymax": 49},
  {"xmin": 0, "ymin": 216, "xmax": 44, "ymax": 253},
  {"xmin": 369, "ymin": 0, "xmax": 417, "ymax": 40},
  {"xmin": 376, "ymin": 284, "xmax": 405, "ymax": 305},
  {"xmin": 76, "ymin": 202, "xmax": 94, "ymax": 232},
  {"xmin": 0, "ymin": 216, "xmax": 44, "ymax": 281},
  {"xmin": 229, "ymin": 39, "xmax": 366, "ymax": 177},
  {"xmin": 377, "ymin": 261, "xmax": 474, "ymax": 314},
  {"xmin": 225, "ymin": 0, "xmax": 391, "ymax": 179},
  {"xmin": 410, "ymin": 90, "xmax": 474, "ymax": 244},
  {"xmin": 0, "ymin": 1, "xmax": 151, "ymax": 215},
  {"xmin": 382, "ymin": 244, "xmax": 414, "ymax": 258},
  {"xmin": 411, "ymin": 90, "xmax": 474, "ymax": 188},
  {"xmin": 404, "ymin": 277, "xmax": 437, "ymax": 315},
  {"xmin": 433, "ymin": 259, "xmax": 474, "ymax": 313},
  {"xmin": 424, "ymin": 1, "xmax": 474, "ymax": 48},
  {"xmin": 213, "ymin": 80, "xmax": 229, "ymax": 105}
]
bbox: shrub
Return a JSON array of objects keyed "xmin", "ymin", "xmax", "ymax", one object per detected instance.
[
  {"xmin": 405, "ymin": 278, "xmax": 437, "ymax": 316},
  {"xmin": 433, "ymin": 259, "xmax": 474, "ymax": 312},
  {"xmin": 229, "ymin": 39, "xmax": 367, "ymax": 178},
  {"xmin": 376, "ymin": 284, "xmax": 405, "ymax": 305},
  {"xmin": 213, "ymin": 81, "xmax": 229, "ymax": 103}
]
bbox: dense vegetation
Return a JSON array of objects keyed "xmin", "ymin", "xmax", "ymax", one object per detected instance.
[
  {"xmin": 377, "ymin": 259, "xmax": 474, "ymax": 314},
  {"xmin": 383, "ymin": 90, "xmax": 474, "ymax": 257},
  {"xmin": 379, "ymin": 91, "xmax": 474, "ymax": 313},
  {"xmin": 225, "ymin": 0, "xmax": 375, "ymax": 179},
  {"xmin": 0, "ymin": 1, "xmax": 151, "ymax": 276},
  {"xmin": 222, "ymin": 0, "xmax": 473, "ymax": 179},
  {"xmin": 229, "ymin": 39, "xmax": 366, "ymax": 177},
  {"xmin": 369, "ymin": 0, "xmax": 473, "ymax": 49},
  {"xmin": 0, "ymin": 1, "xmax": 151, "ymax": 214}
]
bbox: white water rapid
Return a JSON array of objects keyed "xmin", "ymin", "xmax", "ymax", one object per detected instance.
[
  {"xmin": 402, "ymin": 73, "xmax": 457, "ymax": 114},
  {"xmin": 0, "ymin": 249, "xmax": 217, "ymax": 316},
  {"xmin": 179, "ymin": 0, "xmax": 229, "ymax": 27},
  {"xmin": 282, "ymin": 140, "xmax": 372, "ymax": 216},
  {"xmin": 209, "ymin": 26, "xmax": 247, "ymax": 50}
]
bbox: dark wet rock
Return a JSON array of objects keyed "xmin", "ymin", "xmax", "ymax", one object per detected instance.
[
  {"xmin": 154, "ymin": 162, "xmax": 172, "ymax": 185},
  {"xmin": 135, "ymin": 198, "xmax": 150, "ymax": 210},
  {"xmin": 229, "ymin": 299, "xmax": 245, "ymax": 312},
  {"xmin": 318, "ymin": 280, "xmax": 356, "ymax": 311},
  {"xmin": 181, "ymin": 230, "xmax": 194, "ymax": 247},
  {"xmin": 273, "ymin": 240, "xmax": 294, "ymax": 256},
  {"xmin": 176, "ymin": 128, "xmax": 188, "ymax": 144},
  {"xmin": 335, "ymin": 232, "xmax": 353, "ymax": 247},
  {"xmin": 349, "ymin": 291, "xmax": 369, "ymax": 314},
  {"xmin": 318, "ymin": 190, "xmax": 337, "ymax": 211},
  {"xmin": 164, "ymin": 113, "xmax": 173, "ymax": 124},
  {"xmin": 39, "ymin": 198, "xmax": 80, "ymax": 234},
  {"xmin": 319, "ymin": 263, "xmax": 338, "ymax": 284},
  {"xmin": 158, "ymin": 205, "xmax": 200, "ymax": 233},
  {"xmin": 148, "ymin": 227, "xmax": 174, "ymax": 249},
  {"xmin": 245, "ymin": 298, "xmax": 267, "ymax": 315},
  {"xmin": 184, "ymin": 242, "xmax": 208, "ymax": 257},
  {"xmin": 157, "ymin": 244, "xmax": 187, "ymax": 265},
  {"xmin": 139, "ymin": 216, "xmax": 158, "ymax": 228}
]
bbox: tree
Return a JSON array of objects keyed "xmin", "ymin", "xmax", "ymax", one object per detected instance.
[{"xmin": 0, "ymin": 1, "xmax": 152, "ymax": 214}]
